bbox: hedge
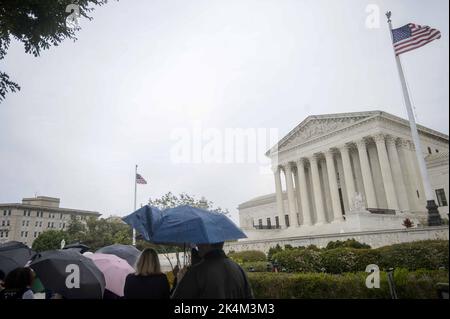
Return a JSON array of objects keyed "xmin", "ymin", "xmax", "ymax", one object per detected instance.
[
  {"xmin": 248, "ymin": 269, "xmax": 449, "ymax": 299},
  {"xmin": 271, "ymin": 240, "xmax": 449, "ymax": 274},
  {"xmin": 228, "ymin": 250, "xmax": 266, "ymax": 263}
]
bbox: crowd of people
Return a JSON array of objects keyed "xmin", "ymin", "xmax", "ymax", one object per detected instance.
[{"xmin": 0, "ymin": 241, "xmax": 254, "ymax": 300}]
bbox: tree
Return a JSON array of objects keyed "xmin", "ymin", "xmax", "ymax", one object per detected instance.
[
  {"xmin": 148, "ymin": 192, "xmax": 230, "ymax": 216},
  {"xmin": 32, "ymin": 230, "xmax": 69, "ymax": 252},
  {"xmin": 0, "ymin": 0, "xmax": 110, "ymax": 102},
  {"xmin": 66, "ymin": 215, "xmax": 86, "ymax": 240}
]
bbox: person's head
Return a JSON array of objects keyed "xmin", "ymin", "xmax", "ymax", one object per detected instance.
[
  {"xmin": 4, "ymin": 267, "xmax": 35, "ymax": 290},
  {"xmin": 135, "ymin": 248, "xmax": 161, "ymax": 276},
  {"xmin": 191, "ymin": 247, "xmax": 202, "ymax": 266},
  {"xmin": 197, "ymin": 242, "xmax": 224, "ymax": 258}
]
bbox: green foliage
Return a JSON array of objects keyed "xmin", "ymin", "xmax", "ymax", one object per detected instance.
[
  {"xmin": 271, "ymin": 248, "xmax": 323, "ymax": 273},
  {"xmin": 32, "ymin": 230, "xmax": 69, "ymax": 252},
  {"xmin": 320, "ymin": 248, "xmax": 381, "ymax": 274},
  {"xmin": 240, "ymin": 261, "xmax": 271, "ymax": 273},
  {"xmin": 267, "ymin": 244, "xmax": 283, "ymax": 262},
  {"xmin": 228, "ymin": 250, "xmax": 266, "ymax": 263},
  {"xmin": 326, "ymin": 239, "xmax": 371, "ymax": 250},
  {"xmin": 248, "ymin": 269, "xmax": 449, "ymax": 299},
  {"xmin": 377, "ymin": 240, "xmax": 449, "ymax": 271},
  {"xmin": 149, "ymin": 192, "xmax": 230, "ymax": 215},
  {"xmin": 0, "ymin": 0, "xmax": 110, "ymax": 102},
  {"xmin": 271, "ymin": 240, "xmax": 449, "ymax": 274}
]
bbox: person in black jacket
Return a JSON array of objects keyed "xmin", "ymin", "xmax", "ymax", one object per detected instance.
[
  {"xmin": 124, "ymin": 248, "xmax": 170, "ymax": 299},
  {"xmin": 171, "ymin": 242, "xmax": 253, "ymax": 299}
]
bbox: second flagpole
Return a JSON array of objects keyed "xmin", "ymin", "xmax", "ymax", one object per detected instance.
[{"xmin": 133, "ymin": 164, "xmax": 137, "ymax": 246}]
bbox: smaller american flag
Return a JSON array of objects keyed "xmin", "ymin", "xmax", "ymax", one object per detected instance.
[
  {"xmin": 136, "ymin": 173, "xmax": 147, "ymax": 184},
  {"xmin": 391, "ymin": 23, "xmax": 441, "ymax": 56}
]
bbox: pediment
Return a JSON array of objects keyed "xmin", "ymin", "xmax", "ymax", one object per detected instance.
[{"xmin": 275, "ymin": 113, "xmax": 375, "ymax": 153}]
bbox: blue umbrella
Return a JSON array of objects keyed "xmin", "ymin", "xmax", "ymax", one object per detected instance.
[
  {"xmin": 122, "ymin": 205, "xmax": 163, "ymax": 241},
  {"xmin": 151, "ymin": 205, "xmax": 247, "ymax": 244}
]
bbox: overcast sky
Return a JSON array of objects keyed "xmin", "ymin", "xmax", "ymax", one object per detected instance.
[{"xmin": 1, "ymin": 0, "xmax": 448, "ymax": 223}]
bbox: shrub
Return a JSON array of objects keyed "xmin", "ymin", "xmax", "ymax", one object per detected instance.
[
  {"xmin": 248, "ymin": 270, "xmax": 448, "ymax": 299},
  {"xmin": 240, "ymin": 261, "xmax": 271, "ymax": 272},
  {"xmin": 273, "ymin": 240, "xmax": 448, "ymax": 274},
  {"xmin": 228, "ymin": 250, "xmax": 266, "ymax": 263},
  {"xmin": 267, "ymin": 244, "xmax": 283, "ymax": 261},
  {"xmin": 320, "ymin": 248, "xmax": 381, "ymax": 274},
  {"xmin": 377, "ymin": 240, "xmax": 449, "ymax": 271},
  {"xmin": 271, "ymin": 248, "xmax": 322, "ymax": 273},
  {"xmin": 326, "ymin": 239, "xmax": 371, "ymax": 250}
]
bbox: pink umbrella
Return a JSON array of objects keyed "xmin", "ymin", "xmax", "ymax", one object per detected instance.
[{"xmin": 85, "ymin": 252, "xmax": 135, "ymax": 297}]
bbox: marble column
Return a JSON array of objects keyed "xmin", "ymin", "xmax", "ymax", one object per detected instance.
[
  {"xmin": 310, "ymin": 155, "xmax": 327, "ymax": 224},
  {"xmin": 374, "ymin": 134, "xmax": 399, "ymax": 211},
  {"xmin": 325, "ymin": 150, "xmax": 344, "ymax": 222},
  {"xmin": 356, "ymin": 139, "xmax": 377, "ymax": 209},
  {"xmin": 283, "ymin": 163, "xmax": 298, "ymax": 227},
  {"xmin": 386, "ymin": 136, "xmax": 410, "ymax": 212},
  {"xmin": 296, "ymin": 159, "xmax": 312, "ymax": 226},
  {"xmin": 397, "ymin": 139, "xmax": 420, "ymax": 210},
  {"xmin": 273, "ymin": 166, "xmax": 285, "ymax": 227},
  {"xmin": 340, "ymin": 144, "xmax": 357, "ymax": 208}
]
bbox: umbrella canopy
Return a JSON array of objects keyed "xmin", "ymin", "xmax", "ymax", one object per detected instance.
[
  {"xmin": 151, "ymin": 205, "xmax": 247, "ymax": 244},
  {"xmin": 85, "ymin": 253, "xmax": 134, "ymax": 297},
  {"xmin": 0, "ymin": 241, "xmax": 35, "ymax": 275},
  {"xmin": 30, "ymin": 249, "xmax": 105, "ymax": 299},
  {"xmin": 63, "ymin": 243, "xmax": 90, "ymax": 254},
  {"xmin": 96, "ymin": 244, "xmax": 141, "ymax": 267},
  {"xmin": 122, "ymin": 205, "xmax": 163, "ymax": 241}
]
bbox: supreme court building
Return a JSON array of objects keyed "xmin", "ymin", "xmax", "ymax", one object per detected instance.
[{"xmin": 236, "ymin": 111, "xmax": 449, "ymax": 246}]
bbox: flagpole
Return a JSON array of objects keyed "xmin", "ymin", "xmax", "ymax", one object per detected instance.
[
  {"xmin": 385, "ymin": 12, "xmax": 442, "ymax": 226},
  {"xmin": 133, "ymin": 164, "xmax": 137, "ymax": 246}
]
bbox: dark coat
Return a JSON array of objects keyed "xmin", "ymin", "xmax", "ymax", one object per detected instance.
[
  {"xmin": 171, "ymin": 249, "xmax": 253, "ymax": 299},
  {"xmin": 124, "ymin": 273, "xmax": 170, "ymax": 299}
]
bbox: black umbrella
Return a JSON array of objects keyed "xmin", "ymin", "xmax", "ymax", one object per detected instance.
[
  {"xmin": 63, "ymin": 243, "xmax": 90, "ymax": 254},
  {"xmin": 30, "ymin": 249, "xmax": 105, "ymax": 299},
  {"xmin": 96, "ymin": 244, "xmax": 141, "ymax": 267},
  {"xmin": 0, "ymin": 241, "xmax": 35, "ymax": 275}
]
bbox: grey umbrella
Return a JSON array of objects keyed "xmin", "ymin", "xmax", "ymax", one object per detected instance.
[
  {"xmin": 0, "ymin": 241, "xmax": 35, "ymax": 275},
  {"xmin": 30, "ymin": 249, "xmax": 105, "ymax": 299},
  {"xmin": 96, "ymin": 244, "xmax": 141, "ymax": 267}
]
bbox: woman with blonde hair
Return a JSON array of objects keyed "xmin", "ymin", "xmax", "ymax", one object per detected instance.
[{"xmin": 124, "ymin": 248, "xmax": 170, "ymax": 299}]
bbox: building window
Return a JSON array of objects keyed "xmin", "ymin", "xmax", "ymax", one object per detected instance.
[
  {"xmin": 8, "ymin": 210, "xmax": 11, "ymax": 216},
  {"xmin": 436, "ymin": 189, "xmax": 448, "ymax": 207},
  {"xmin": 427, "ymin": 147, "xmax": 432, "ymax": 154},
  {"xmin": 436, "ymin": 149, "xmax": 439, "ymax": 153},
  {"xmin": 39, "ymin": 221, "xmax": 42, "ymax": 227},
  {"xmin": 0, "ymin": 232, "xmax": 3, "ymax": 238},
  {"xmin": 258, "ymin": 219, "xmax": 263, "ymax": 228},
  {"xmin": 48, "ymin": 222, "xmax": 51, "ymax": 228},
  {"xmin": 6, "ymin": 220, "xmax": 10, "ymax": 226},
  {"xmin": 26, "ymin": 221, "xmax": 29, "ymax": 227},
  {"xmin": 24, "ymin": 232, "xmax": 28, "ymax": 238},
  {"xmin": 35, "ymin": 221, "xmax": 39, "ymax": 227},
  {"xmin": 23, "ymin": 210, "xmax": 27, "ymax": 216},
  {"xmin": 267, "ymin": 218, "xmax": 272, "ymax": 228},
  {"xmin": 62, "ymin": 223, "xmax": 65, "ymax": 229},
  {"xmin": 1, "ymin": 220, "xmax": 4, "ymax": 226},
  {"xmin": 3, "ymin": 210, "xmax": 6, "ymax": 216},
  {"xmin": 284, "ymin": 215, "xmax": 290, "ymax": 227},
  {"xmin": 22, "ymin": 220, "xmax": 25, "ymax": 227},
  {"xmin": 275, "ymin": 216, "xmax": 280, "ymax": 228},
  {"xmin": 34, "ymin": 232, "xmax": 37, "ymax": 238}
]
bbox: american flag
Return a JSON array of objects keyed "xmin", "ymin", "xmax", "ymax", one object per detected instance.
[
  {"xmin": 391, "ymin": 23, "xmax": 441, "ymax": 56},
  {"xmin": 136, "ymin": 173, "xmax": 147, "ymax": 184}
]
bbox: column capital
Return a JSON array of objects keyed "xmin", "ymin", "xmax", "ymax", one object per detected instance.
[
  {"xmin": 355, "ymin": 138, "xmax": 368, "ymax": 149},
  {"xmin": 385, "ymin": 135, "xmax": 397, "ymax": 146},
  {"xmin": 296, "ymin": 157, "xmax": 308, "ymax": 166},
  {"xmin": 309, "ymin": 153, "xmax": 321, "ymax": 162},
  {"xmin": 373, "ymin": 134, "xmax": 386, "ymax": 144},
  {"xmin": 324, "ymin": 148, "xmax": 337, "ymax": 158}
]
